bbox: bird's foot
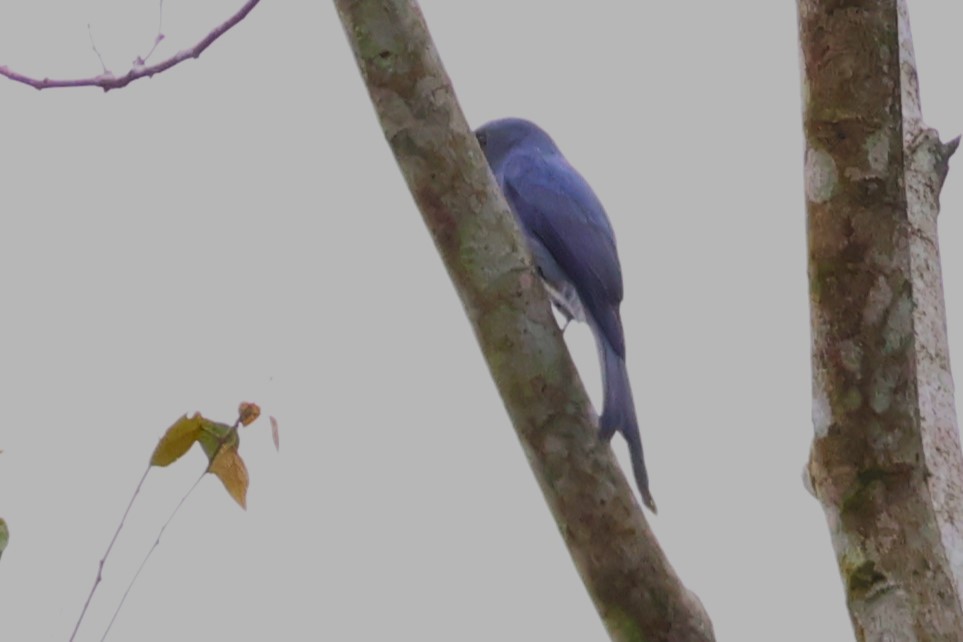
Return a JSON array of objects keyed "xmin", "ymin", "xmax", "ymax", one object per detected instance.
[{"xmin": 597, "ymin": 424, "xmax": 617, "ymax": 443}]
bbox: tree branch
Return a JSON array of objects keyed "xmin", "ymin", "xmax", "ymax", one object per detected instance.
[
  {"xmin": 0, "ymin": 0, "xmax": 261, "ymax": 92},
  {"xmin": 333, "ymin": 1, "xmax": 714, "ymax": 640},
  {"xmin": 798, "ymin": 0, "xmax": 963, "ymax": 638}
]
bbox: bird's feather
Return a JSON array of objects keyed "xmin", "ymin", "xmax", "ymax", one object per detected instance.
[{"xmin": 500, "ymin": 152, "xmax": 626, "ymax": 357}]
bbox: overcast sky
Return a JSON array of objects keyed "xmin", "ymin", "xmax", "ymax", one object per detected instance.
[{"xmin": 1, "ymin": 2, "xmax": 962, "ymax": 641}]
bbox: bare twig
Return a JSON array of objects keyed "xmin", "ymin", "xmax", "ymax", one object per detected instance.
[
  {"xmin": 100, "ymin": 471, "xmax": 206, "ymax": 642},
  {"xmin": 0, "ymin": 0, "xmax": 261, "ymax": 92},
  {"xmin": 69, "ymin": 466, "xmax": 151, "ymax": 642},
  {"xmin": 87, "ymin": 24, "xmax": 110, "ymax": 74},
  {"xmin": 133, "ymin": 0, "xmax": 167, "ymax": 67}
]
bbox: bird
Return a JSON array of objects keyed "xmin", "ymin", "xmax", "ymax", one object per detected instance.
[{"xmin": 475, "ymin": 117, "xmax": 655, "ymax": 513}]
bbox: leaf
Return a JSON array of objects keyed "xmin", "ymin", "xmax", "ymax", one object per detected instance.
[
  {"xmin": 238, "ymin": 402, "xmax": 261, "ymax": 426},
  {"xmin": 208, "ymin": 446, "xmax": 249, "ymax": 509},
  {"xmin": 150, "ymin": 408, "xmax": 251, "ymax": 508},
  {"xmin": 151, "ymin": 414, "xmax": 204, "ymax": 467},
  {"xmin": 197, "ymin": 419, "xmax": 238, "ymax": 462},
  {"xmin": 0, "ymin": 518, "xmax": 8, "ymax": 560},
  {"xmin": 269, "ymin": 415, "xmax": 280, "ymax": 451}
]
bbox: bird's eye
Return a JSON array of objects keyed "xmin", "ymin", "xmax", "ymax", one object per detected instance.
[{"xmin": 475, "ymin": 131, "xmax": 487, "ymax": 148}]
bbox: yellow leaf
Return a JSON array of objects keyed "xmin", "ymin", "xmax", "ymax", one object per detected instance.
[
  {"xmin": 238, "ymin": 402, "xmax": 261, "ymax": 426},
  {"xmin": 208, "ymin": 446, "xmax": 249, "ymax": 509},
  {"xmin": 151, "ymin": 414, "xmax": 204, "ymax": 467}
]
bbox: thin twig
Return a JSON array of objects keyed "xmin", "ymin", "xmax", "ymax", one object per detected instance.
[
  {"xmin": 87, "ymin": 24, "xmax": 110, "ymax": 74},
  {"xmin": 0, "ymin": 0, "xmax": 261, "ymax": 92},
  {"xmin": 69, "ymin": 465, "xmax": 152, "ymax": 642},
  {"xmin": 100, "ymin": 470, "xmax": 207, "ymax": 641},
  {"xmin": 135, "ymin": 0, "xmax": 167, "ymax": 67}
]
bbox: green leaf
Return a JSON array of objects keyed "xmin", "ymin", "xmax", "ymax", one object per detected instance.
[
  {"xmin": 197, "ymin": 419, "xmax": 239, "ymax": 462},
  {"xmin": 0, "ymin": 518, "xmax": 8, "ymax": 560}
]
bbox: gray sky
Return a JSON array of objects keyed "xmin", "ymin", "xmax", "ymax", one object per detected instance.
[{"xmin": 0, "ymin": 2, "xmax": 961, "ymax": 640}]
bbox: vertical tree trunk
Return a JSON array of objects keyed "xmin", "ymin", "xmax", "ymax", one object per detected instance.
[
  {"xmin": 798, "ymin": 1, "xmax": 963, "ymax": 638},
  {"xmin": 333, "ymin": 1, "xmax": 714, "ymax": 640}
]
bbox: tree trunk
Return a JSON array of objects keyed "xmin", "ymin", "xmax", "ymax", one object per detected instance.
[
  {"xmin": 333, "ymin": 1, "xmax": 714, "ymax": 640},
  {"xmin": 798, "ymin": 1, "xmax": 963, "ymax": 639}
]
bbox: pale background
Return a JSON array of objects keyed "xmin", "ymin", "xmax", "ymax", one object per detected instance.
[{"xmin": 0, "ymin": 2, "xmax": 961, "ymax": 640}]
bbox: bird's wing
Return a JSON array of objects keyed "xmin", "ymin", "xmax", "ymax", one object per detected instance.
[{"xmin": 500, "ymin": 152, "xmax": 626, "ymax": 357}]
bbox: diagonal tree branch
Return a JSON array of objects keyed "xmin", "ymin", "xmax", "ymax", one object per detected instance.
[
  {"xmin": 0, "ymin": 0, "xmax": 261, "ymax": 92},
  {"xmin": 333, "ymin": 1, "xmax": 714, "ymax": 640},
  {"xmin": 798, "ymin": 0, "xmax": 963, "ymax": 638}
]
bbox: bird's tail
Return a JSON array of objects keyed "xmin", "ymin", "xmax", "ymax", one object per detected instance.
[{"xmin": 598, "ymin": 338, "xmax": 656, "ymax": 513}]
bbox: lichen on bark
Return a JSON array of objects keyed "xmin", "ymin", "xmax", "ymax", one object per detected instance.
[{"xmin": 799, "ymin": 0, "xmax": 963, "ymax": 638}]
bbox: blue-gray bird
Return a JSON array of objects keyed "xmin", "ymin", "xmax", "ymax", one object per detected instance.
[{"xmin": 475, "ymin": 118, "xmax": 655, "ymax": 513}]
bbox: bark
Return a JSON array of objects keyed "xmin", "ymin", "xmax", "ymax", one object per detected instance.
[
  {"xmin": 798, "ymin": 1, "xmax": 963, "ymax": 639},
  {"xmin": 333, "ymin": 1, "xmax": 714, "ymax": 640}
]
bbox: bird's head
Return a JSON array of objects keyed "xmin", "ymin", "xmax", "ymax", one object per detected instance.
[{"xmin": 474, "ymin": 118, "xmax": 558, "ymax": 170}]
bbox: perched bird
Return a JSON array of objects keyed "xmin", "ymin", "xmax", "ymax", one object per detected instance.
[{"xmin": 475, "ymin": 118, "xmax": 655, "ymax": 512}]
